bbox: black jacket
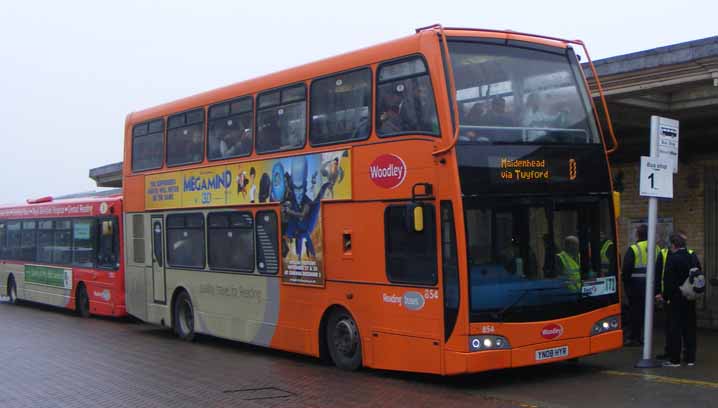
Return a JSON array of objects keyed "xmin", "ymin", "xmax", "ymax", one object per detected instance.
[{"xmin": 662, "ymin": 248, "xmax": 695, "ymax": 301}]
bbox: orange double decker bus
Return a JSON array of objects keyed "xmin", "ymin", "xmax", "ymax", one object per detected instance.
[
  {"xmin": 0, "ymin": 193, "xmax": 125, "ymax": 317},
  {"xmin": 122, "ymin": 25, "xmax": 621, "ymax": 374}
]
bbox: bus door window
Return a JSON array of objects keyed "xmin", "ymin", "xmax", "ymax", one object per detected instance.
[
  {"xmin": 72, "ymin": 219, "xmax": 97, "ymax": 268},
  {"xmin": 441, "ymin": 202, "xmax": 460, "ymax": 340},
  {"xmin": 376, "ymin": 57, "xmax": 439, "ymax": 137},
  {"xmin": 310, "ymin": 68, "xmax": 372, "ymax": 145},
  {"xmin": 152, "ymin": 219, "xmax": 163, "ymax": 268},
  {"xmin": 37, "ymin": 220, "xmax": 54, "ymax": 263},
  {"xmin": 97, "ymin": 218, "xmax": 119, "ymax": 269},
  {"xmin": 256, "ymin": 85, "xmax": 306, "ymax": 154},
  {"xmin": 167, "ymin": 109, "xmax": 205, "ymax": 166},
  {"xmin": 384, "ymin": 204, "xmax": 438, "ymax": 285}
]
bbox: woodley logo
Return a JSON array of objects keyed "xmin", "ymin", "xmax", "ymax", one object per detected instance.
[
  {"xmin": 541, "ymin": 323, "xmax": 564, "ymax": 340},
  {"xmin": 369, "ymin": 154, "xmax": 407, "ymax": 189}
]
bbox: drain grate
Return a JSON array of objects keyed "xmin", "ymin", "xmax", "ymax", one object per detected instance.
[{"xmin": 223, "ymin": 387, "xmax": 294, "ymax": 401}]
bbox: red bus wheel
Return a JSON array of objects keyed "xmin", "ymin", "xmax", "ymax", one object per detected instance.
[
  {"xmin": 173, "ymin": 291, "xmax": 195, "ymax": 342},
  {"xmin": 76, "ymin": 286, "xmax": 90, "ymax": 318},
  {"xmin": 326, "ymin": 310, "xmax": 362, "ymax": 371}
]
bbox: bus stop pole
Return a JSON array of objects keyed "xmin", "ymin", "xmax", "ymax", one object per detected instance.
[{"xmin": 636, "ymin": 116, "xmax": 661, "ymax": 368}]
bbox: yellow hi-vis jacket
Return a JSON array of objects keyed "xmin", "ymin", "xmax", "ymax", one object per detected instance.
[{"xmin": 557, "ymin": 251, "xmax": 581, "ymax": 292}]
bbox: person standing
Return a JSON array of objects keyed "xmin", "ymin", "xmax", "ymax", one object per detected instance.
[
  {"xmin": 622, "ymin": 225, "xmax": 658, "ymax": 346},
  {"xmin": 655, "ymin": 231, "xmax": 700, "ymax": 360},
  {"xmin": 657, "ymin": 234, "xmax": 698, "ymax": 367}
]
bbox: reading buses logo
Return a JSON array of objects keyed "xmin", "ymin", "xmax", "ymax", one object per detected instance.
[
  {"xmin": 369, "ymin": 154, "xmax": 406, "ymax": 189},
  {"xmin": 541, "ymin": 323, "xmax": 564, "ymax": 340}
]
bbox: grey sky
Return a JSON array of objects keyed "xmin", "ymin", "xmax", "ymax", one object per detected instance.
[{"xmin": 1, "ymin": 0, "xmax": 715, "ymax": 205}]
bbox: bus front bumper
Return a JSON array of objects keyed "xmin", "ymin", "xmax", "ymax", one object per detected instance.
[{"xmin": 444, "ymin": 329, "xmax": 623, "ymax": 375}]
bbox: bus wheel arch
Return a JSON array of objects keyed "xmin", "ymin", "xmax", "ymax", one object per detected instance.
[
  {"xmin": 75, "ymin": 282, "xmax": 90, "ymax": 317},
  {"xmin": 171, "ymin": 287, "xmax": 195, "ymax": 342},
  {"xmin": 320, "ymin": 305, "xmax": 363, "ymax": 371},
  {"xmin": 7, "ymin": 274, "xmax": 18, "ymax": 304}
]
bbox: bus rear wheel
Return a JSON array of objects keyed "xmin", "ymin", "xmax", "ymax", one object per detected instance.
[
  {"xmin": 76, "ymin": 285, "xmax": 90, "ymax": 318},
  {"xmin": 173, "ymin": 291, "xmax": 195, "ymax": 342},
  {"xmin": 326, "ymin": 309, "xmax": 362, "ymax": 371},
  {"xmin": 7, "ymin": 276, "xmax": 18, "ymax": 305}
]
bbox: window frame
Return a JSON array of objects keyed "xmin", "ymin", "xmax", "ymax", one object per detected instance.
[
  {"xmin": 207, "ymin": 96, "xmax": 255, "ymax": 162},
  {"xmin": 375, "ymin": 54, "xmax": 441, "ymax": 139},
  {"xmin": 207, "ymin": 211, "xmax": 256, "ymax": 273},
  {"xmin": 383, "ymin": 203, "xmax": 438, "ymax": 286},
  {"xmin": 255, "ymin": 83, "xmax": 308, "ymax": 154},
  {"xmin": 165, "ymin": 212, "xmax": 206, "ymax": 270},
  {"xmin": 309, "ymin": 66, "xmax": 373, "ymax": 147},
  {"xmin": 36, "ymin": 219, "xmax": 54, "ymax": 264},
  {"xmin": 131, "ymin": 118, "xmax": 165, "ymax": 173},
  {"xmin": 166, "ymin": 108, "xmax": 207, "ymax": 168}
]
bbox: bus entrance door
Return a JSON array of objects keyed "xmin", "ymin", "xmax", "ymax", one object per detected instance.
[{"xmin": 151, "ymin": 217, "xmax": 166, "ymax": 304}]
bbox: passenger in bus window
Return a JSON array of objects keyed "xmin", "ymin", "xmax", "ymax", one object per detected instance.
[
  {"xmin": 481, "ymin": 96, "xmax": 511, "ymax": 126},
  {"xmin": 219, "ymin": 129, "xmax": 239, "ymax": 158},
  {"xmin": 378, "ymin": 88, "xmax": 404, "ymax": 134}
]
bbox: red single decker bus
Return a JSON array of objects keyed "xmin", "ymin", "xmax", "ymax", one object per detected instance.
[{"xmin": 0, "ymin": 193, "xmax": 126, "ymax": 317}]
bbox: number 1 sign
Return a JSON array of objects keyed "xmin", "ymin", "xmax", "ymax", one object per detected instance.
[{"xmin": 639, "ymin": 156, "xmax": 673, "ymax": 199}]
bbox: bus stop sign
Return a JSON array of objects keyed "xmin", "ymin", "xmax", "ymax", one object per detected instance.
[{"xmin": 639, "ymin": 156, "xmax": 673, "ymax": 199}]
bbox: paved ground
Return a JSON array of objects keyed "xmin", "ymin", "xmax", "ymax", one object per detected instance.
[{"xmin": 1, "ymin": 300, "xmax": 717, "ymax": 408}]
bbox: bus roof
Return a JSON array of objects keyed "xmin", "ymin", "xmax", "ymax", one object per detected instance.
[
  {"xmin": 0, "ymin": 194, "xmax": 123, "ymax": 220},
  {"xmin": 126, "ymin": 26, "xmax": 571, "ymax": 125}
]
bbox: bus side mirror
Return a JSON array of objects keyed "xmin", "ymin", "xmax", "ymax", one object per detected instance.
[
  {"xmin": 612, "ymin": 191, "xmax": 621, "ymax": 219},
  {"xmin": 405, "ymin": 203, "xmax": 424, "ymax": 232}
]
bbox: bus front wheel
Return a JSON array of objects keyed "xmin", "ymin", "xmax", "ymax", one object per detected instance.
[
  {"xmin": 173, "ymin": 291, "xmax": 195, "ymax": 342},
  {"xmin": 326, "ymin": 309, "xmax": 362, "ymax": 371},
  {"xmin": 76, "ymin": 285, "xmax": 90, "ymax": 318},
  {"xmin": 7, "ymin": 276, "xmax": 18, "ymax": 305}
]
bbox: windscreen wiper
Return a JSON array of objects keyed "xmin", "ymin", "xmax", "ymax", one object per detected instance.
[{"xmin": 491, "ymin": 285, "xmax": 566, "ymax": 322}]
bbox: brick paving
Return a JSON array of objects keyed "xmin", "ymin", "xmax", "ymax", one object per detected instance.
[
  {"xmin": 3, "ymin": 300, "xmax": 718, "ymax": 408},
  {"xmin": 0, "ymin": 302, "xmax": 518, "ymax": 408}
]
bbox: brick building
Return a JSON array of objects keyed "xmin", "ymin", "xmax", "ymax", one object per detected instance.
[{"xmin": 584, "ymin": 36, "xmax": 718, "ymax": 327}]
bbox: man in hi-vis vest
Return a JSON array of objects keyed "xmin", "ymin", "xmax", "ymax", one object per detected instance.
[{"xmin": 622, "ymin": 224, "xmax": 659, "ymax": 347}]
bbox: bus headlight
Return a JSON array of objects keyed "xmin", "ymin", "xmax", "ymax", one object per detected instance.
[
  {"xmin": 591, "ymin": 316, "xmax": 620, "ymax": 336},
  {"xmin": 470, "ymin": 335, "xmax": 511, "ymax": 352}
]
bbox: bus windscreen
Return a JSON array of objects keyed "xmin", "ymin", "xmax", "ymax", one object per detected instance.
[{"xmin": 449, "ymin": 41, "xmax": 600, "ymax": 145}]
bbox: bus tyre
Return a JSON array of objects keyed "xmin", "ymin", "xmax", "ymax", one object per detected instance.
[
  {"xmin": 174, "ymin": 291, "xmax": 195, "ymax": 342},
  {"xmin": 326, "ymin": 310, "xmax": 362, "ymax": 371},
  {"xmin": 76, "ymin": 285, "xmax": 90, "ymax": 318},
  {"xmin": 7, "ymin": 276, "xmax": 18, "ymax": 305}
]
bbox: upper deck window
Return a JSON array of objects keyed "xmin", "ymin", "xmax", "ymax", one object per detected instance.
[
  {"xmin": 256, "ymin": 84, "xmax": 306, "ymax": 153},
  {"xmin": 376, "ymin": 57, "xmax": 439, "ymax": 137},
  {"xmin": 167, "ymin": 109, "xmax": 205, "ymax": 167},
  {"xmin": 132, "ymin": 119, "xmax": 164, "ymax": 172},
  {"xmin": 310, "ymin": 68, "xmax": 371, "ymax": 146},
  {"xmin": 449, "ymin": 41, "xmax": 599, "ymax": 145},
  {"xmin": 208, "ymin": 97, "xmax": 253, "ymax": 161}
]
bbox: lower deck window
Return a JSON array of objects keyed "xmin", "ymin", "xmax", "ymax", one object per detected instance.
[
  {"xmin": 167, "ymin": 213, "xmax": 205, "ymax": 268},
  {"xmin": 208, "ymin": 212, "xmax": 254, "ymax": 271}
]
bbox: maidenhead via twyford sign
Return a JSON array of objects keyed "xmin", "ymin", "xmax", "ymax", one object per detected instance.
[
  {"xmin": 369, "ymin": 154, "xmax": 406, "ymax": 189},
  {"xmin": 639, "ymin": 156, "xmax": 673, "ymax": 199}
]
